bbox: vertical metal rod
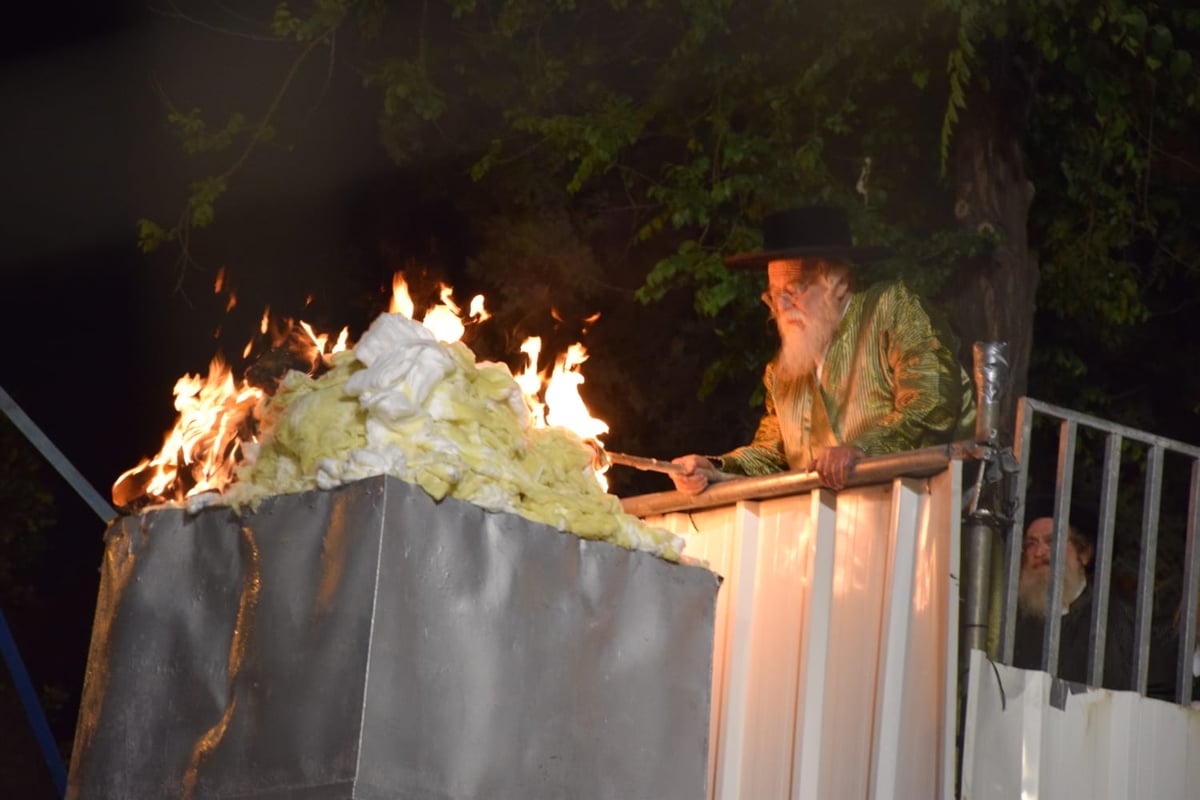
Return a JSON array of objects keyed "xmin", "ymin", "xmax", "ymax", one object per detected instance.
[
  {"xmin": 960, "ymin": 342, "xmax": 1007, "ymax": 667},
  {"xmin": 999, "ymin": 398, "xmax": 1035, "ymax": 664},
  {"xmin": 1133, "ymin": 445, "xmax": 1164, "ymax": 694},
  {"xmin": 1176, "ymin": 459, "xmax": 1200, "ymax": 704},
  {"xmin": 1042, "ymin": 419, "xmax": 1078, "ymax": 676},
  {"xmin": 1086, "ymin": 432, "xmax": 1122, "ymax": 688},
  {"xmin": 960, "ymin": 516, "xmax": 995, "ymax": 664}
]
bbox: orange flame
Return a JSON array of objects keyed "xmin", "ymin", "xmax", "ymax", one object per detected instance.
[
  {"xmin": 515, "ymin": 337, "xmax": 546, "ymax": 426},
  {"xmin": 389, "ymin": 275, "xmax": 415, "ymax": 319},
  {"xmin": 112, "ymin": 356, "xmax": 263, "ymax": 506},
  {"xmin": 117, "ymin": 271, "xmax": 610, "ymax": 506},
  {"xmin": 114, "ymin": 306, "xmax": 355, "ymax": 507},
  {"xmin": 545, "ymin": 344, "xmax": 608, "ymax": 443},
  {"xmin": 388, "ymin": 276, "xmax": 490, "ymax": 344},
  {"xmin": 514, "ymin": 337, "xmax": 610, "ymax": 487}
]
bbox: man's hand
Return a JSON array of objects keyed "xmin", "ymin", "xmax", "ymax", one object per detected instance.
[
  {"xmin": 810, "ymin": 446, "xmax": 866, "ymax": 490},
  {"xmin": 670, "ymin": 455, "xmax": 716, "ymax": 496}
]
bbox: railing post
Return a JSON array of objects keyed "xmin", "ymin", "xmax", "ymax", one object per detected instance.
[
  {"xmin": 960, "ymin": 342, "xmax": 1009, "ymax": 663},
  {"xmin": 960, "ymin": 514, "xmax": 998, "ymax": 663}
]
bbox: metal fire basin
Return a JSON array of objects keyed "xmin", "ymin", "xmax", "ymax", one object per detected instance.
[{"xmin": 67, "ymin": 476, "xmax": 719, "ymax": 800}]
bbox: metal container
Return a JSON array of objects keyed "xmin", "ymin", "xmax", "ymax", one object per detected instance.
[{"xmin": 68, "ymin": 476, "xmax": 720, "ymax": 800}]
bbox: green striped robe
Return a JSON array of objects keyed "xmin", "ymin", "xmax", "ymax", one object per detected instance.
[{"xmin": 720, "ymin": 280, "xmax": 976, "ymax": 475}]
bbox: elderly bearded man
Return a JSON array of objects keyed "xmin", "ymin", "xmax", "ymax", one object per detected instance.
[
  {"xmin": 1012, "ymin": 498, "xmax": 1134, "ymax": 690},
  {"xmin": 671, "ymin": 207, "xmax": 976, "ymax": 493}
]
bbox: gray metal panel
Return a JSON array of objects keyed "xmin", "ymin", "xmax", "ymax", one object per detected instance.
[
  {"xmin": 359, "ymin": 480, "xmax": 718, "ymax": 800},
  {"xmin": 68, "ymin": 476, "xmax": 719, "ymax": 800}
]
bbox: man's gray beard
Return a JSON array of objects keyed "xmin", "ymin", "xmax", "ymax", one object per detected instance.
[
  {"xmin": 1018, "ymin": 560, "xmax": 1086, "ymax": 619},
  {"xmin": 775, "ymin": 289, "xmax": 844, "ymax": 383}
]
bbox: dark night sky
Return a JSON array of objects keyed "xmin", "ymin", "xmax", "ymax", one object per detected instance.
[{"xmin": 0, "ymin": 5, "xmax": 432, "ymax": 795}]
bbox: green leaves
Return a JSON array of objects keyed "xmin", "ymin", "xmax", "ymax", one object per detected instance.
[
  {"xmin": 271, "ymin": 0, "xmax": 350, "ymax": 41},
  {"xmin": 137, "ymin": 218, "xmax": 170, "ymax": 254},
  {"xmin": 509, "ymin": 90, "xmax": 647, "ymax": 194},
  {"xmin": 168, "ymin": 109, "xmax": 272, "ymax": 155},
  {"xmin": 189, "ymin": 177, "xmax": 228, "ymax": 229}
]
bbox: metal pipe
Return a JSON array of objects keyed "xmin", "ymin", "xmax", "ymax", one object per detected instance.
[
  {"xmin": 972, "ymin": 341, "xmax": 1008, "ymax": 446},
  {"xmin": 0, "ymin": 608, "xmax": 67, "ymax": 796},
  {"xmin": 959, "ymin": 342, "xmax": 1009, "ymax": 671},
  {"xmin": 998, "ymin": 398, "xmax": 1035, "ymax": 664},
  {"xmin": 1176, "ymin": 459, "xmax": 1200, "ymax": 703},
  {"xmin": 0, "ymin": 384, "xmax": 116, "ymax": 523},
  {"xmin": 960, "ymin": 512, "xmax": 997, "ymax": 663},
  {"xmin": 1133, "ymin": 445, "xmax": 1164, "ymax": 694}
]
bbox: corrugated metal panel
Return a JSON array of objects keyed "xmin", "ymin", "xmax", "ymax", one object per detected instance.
[
  {"xmin": 645, "ymin": 464, "xmax": 961, "ymax": 800},
  {"xmin": 962, "ymin": 650, "xmax": 1200, "ymax": 799}
]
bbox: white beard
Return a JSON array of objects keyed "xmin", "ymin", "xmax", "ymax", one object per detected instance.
[
  {"xmin": 774, "ymin": 284, "xmax": 845, "ymax": 383},
  {"xmin": 1018, "ymin": 559, "xmax": 1087, "ymax": 619}
]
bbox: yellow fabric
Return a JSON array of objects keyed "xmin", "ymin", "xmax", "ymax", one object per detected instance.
[{"xmin": 720, "ymin": 280, "xmax": 976, "ymax": 474}]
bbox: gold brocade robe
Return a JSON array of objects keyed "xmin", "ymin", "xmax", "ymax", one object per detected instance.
[{"xmin": 720, "ymin": 280, "xmax": 976, "ymax": 475}]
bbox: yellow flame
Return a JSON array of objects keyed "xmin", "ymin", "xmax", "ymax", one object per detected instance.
[
  {"xmin": 390, "ymin": 275, "xmax": 415, "ymax": 319},
  {"xmin": 545, "ymin": 344, "xmax": 609, "ymax": 442},
  {"xmin": 515, "ymin": 337, "xmax": 546, "ymax": 426},
  {"xmin": 469, "ymin": 294, "xmax": 490, "ymax": 321}
]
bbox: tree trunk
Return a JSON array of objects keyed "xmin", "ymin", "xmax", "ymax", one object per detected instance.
[{"xmin": 947, "ymin": 101, "xmax": 1039, "ymax": 445}]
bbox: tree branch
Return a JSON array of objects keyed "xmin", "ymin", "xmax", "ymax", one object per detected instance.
[
  {"xmin": 155, "ymin": 31, "xmax": 334, "ymax": 284},
  {"xmin": 148, "ymin": 0, "xmax": 286, "ymax": 42}
]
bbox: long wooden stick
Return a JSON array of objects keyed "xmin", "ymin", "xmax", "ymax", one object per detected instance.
[{"xmin": 604, "ymin": 451, "xmax": 740, "ymax": 483}]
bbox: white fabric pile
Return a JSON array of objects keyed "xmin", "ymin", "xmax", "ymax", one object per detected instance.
[{"xmin": 221, "ymin": 313, "xmax": 685, "ymax": 561}]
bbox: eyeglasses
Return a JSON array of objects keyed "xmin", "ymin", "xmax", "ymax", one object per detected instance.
[{"xmin": 763, "ymin": 277, "xmax": 819, "ymax": 308}]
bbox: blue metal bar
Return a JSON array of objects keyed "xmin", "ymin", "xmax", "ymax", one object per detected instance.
[
  {"xmin": 1, "ymin": 383, "xmax": 117, "ymax": 797},
  {"xmin": 0, "ymin": 384, "xmax": 115, "ymax": 523},
  {"xmin": 0, "ymin": 608, "xmax": 68, "ymax": 796}
]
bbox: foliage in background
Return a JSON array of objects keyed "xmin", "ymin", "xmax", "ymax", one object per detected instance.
[{"xmin": 143, "ymin": 0, "xmax": 1200, "ymax": 438}]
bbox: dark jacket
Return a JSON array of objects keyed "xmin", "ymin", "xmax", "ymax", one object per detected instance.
[
  {"xmin": 1147, "ymin": 626, "xmax": 1200, "ymax": 703},
  {"xmin": 1012, "ymin": 582, "xmax": 1134, "ymax": 691}
]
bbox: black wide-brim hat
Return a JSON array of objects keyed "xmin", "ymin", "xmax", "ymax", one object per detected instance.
[{"xmin": 723, "ymin": 206, "xmax": 894, "ymax": 269}]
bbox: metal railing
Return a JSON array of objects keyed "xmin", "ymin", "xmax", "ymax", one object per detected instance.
[{"xmin": 997, "ymin": 396, "xmax": 1200, "ymax": 703}]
